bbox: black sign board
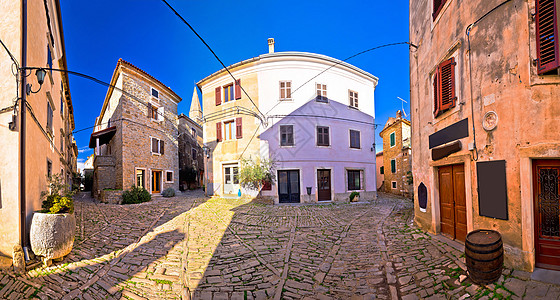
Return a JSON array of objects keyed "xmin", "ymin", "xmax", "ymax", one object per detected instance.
[
  {"xmin": 429, "ymin": 118, "xmax": 469, "ymax": 149},
  {"xmin": 477, "ymin": 160, "xmax": 508, "ymax": 220}
]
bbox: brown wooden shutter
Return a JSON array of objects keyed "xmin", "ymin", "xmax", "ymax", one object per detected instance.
[
  {"xmin": 536, "ymin": 0, "xmax": 560, "ymax": 74},
  {"xmin": 236, "ymin": 117, "xmax": 242, "ymax": 139},
  {"xmin": 215, "ymin": 87, "xmax": 221, "ymax": 106},
  {"xmin": 152, "ymin": 137, "xmax": 157, "ymax": 152},
  {"xmin": 439, "ymin": 57, "xmax": 456, "ymax": 111},
  {"xmin": 433, "ymin": 70, "xmax": 440, "ymax": 117},
  {"xmin": 433, "ymin": 0, "xmax": 447, "ymax": 20},
  {"xmin": 147, "ymin": 103, "xmax": 152, "ymax": 117},
  {"xmin": 160, "ymin": 140, "xmax": 165, "ymax": 155},
  {"xmin": 216, "ymin": 122, "xmax": 222, "ymax": 142},
  {"xmin": 235, "ymin": 79, "xmax": 242, "ymax": 99}
]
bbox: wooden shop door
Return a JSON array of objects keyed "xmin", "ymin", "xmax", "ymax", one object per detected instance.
[
  {"xmin": 533, "ymin": 160, "xmax": 560, "ymax": 270},
  {"xmin": 317, "ymin": 169, "xmax": 331, "ymax": 201},
  {"xmin": 439, "ymin": 164, "xmax": 467, "ymax": 242}
]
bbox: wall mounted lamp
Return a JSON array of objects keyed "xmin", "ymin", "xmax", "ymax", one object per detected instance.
[{"xmin": 25, "ymin": 69, "xmax": 46, "ymax": 95}]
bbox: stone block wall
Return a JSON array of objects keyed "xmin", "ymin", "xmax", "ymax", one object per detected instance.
[
  {"xmin": 99, "ymin": 190, "xmax": 123, "ymax": 204},
  {"xmin": 93, "ymin": 155, "xmax": 116, "ymax": 200}
]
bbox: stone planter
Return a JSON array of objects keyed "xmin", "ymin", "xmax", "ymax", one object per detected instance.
[{"xmin": 30, "ymin": 212, "xmax": 75, "ymax": 263}]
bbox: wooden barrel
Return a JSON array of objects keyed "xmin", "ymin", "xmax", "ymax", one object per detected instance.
[{"xmin": 465, "ymin": 229, "xmax": 503, "ymax": 284}]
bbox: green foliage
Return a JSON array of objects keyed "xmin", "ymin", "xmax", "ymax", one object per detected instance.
[
  {"xmin": 406, "ymin": 171, "xmax": 413, "ymax": 185},
  {"xmin": 239, "ymin": 156, "xmax": 276, "ymax": 191},
  {"xmin": 162, "ymin": 188, "xmax": 175, "ymax": 198},
  {"xmin": 349, "ymin": 191, "xmax": 360, "ymax": 201},
  {"xmin": 40, "ymin": 173, "xmax": 75, "ymax": 214},
  {"xmin": 122, "ymin": 186, "xmax": 151, "ymax": 204}
]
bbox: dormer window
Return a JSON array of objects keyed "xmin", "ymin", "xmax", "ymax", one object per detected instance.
[{"xmin": 316, "ymin": 83, "xmax": 327, "ymax": 102}]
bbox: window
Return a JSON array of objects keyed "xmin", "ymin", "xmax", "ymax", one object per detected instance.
[
  {"xmin": 47, "ymin": 45, "xmax": 52, "ymax": 70},
  {"xmin": 391, "ymin": 181, "xmax": 397, "ymax": 189},
  {"xmin": 380, "ymin": 166, "xmax": 384, "ymax": 174},
  {"xmin": 390, "ymin": 132, "xmax": 396, "ymax": 147},
  {"xmin": 433, "ymin": 57, "xmax": 456, "ymax": 117},
  {"xmin": 391, "ymin": 159, "xmax": 396, "ymax": 173},
  {"xmin": 136, "ymin": 169, "xmax": 145, "ymax": 188},
  {"xmin": 60, "ymin": 132, "xmax": 64, "ymax": 154},
  {"xmin": 60, "ymin": 96, "xmax": 64, "ymax": 117},
  {"xmin": 280, "ymin": 81, "xmax": 292, "ymax": 100},
  {"xmin": 224, "ymin": 84, "xmax": 234, "ymax": 102},
  {"xmin": 166, "ymin": 171, "xmax": 173, "ymax": 183},
  {"xmin": 433, "ymin": 0, "xmax": 448, "ymax": 20},
  {"xmin": 191, "ymin": 128, "xmax": 197, "ymax": 137},
  {"xmin": 47, "ymin": 101, "xmax": 53, "ymax": 135},
  {"xmin": 192, "ymin": 148, "xmax": 197, "ymax": 159},
  {"xmin": 224, "ymin": 120, "xmax": 235, "ymax": 140},
  {"xmin": 350, "ymin": 130, "xmax": 360, "ymax": 149},
  {"xmin": 317, "ymin": 126, "xmax": 330, "ymax": 146},
  {"xmin": 233, "ymin": 167, "xmax": 239, "ymax": 184},
  {"xmin": 349, "ymin": 90, "xmax": 358, "ymax": 108},
  {"xmin": 151, "ymin": 87, "xmax": 159, "ymax": 99},
  {"xmin": 316, "ymin": 83, "xmax": 327, "ymax": 101},
  {"xmin": 151, "ymin": 137, "xmax": 165, "ymax": 155},
  {"xmin": 47, "ymin": 159, "xmax": 52, "ymax": 178},
  {"xmin": 280, "ymin": 125, "xmax": 294, "ymax": 146},
  {"xmin": 226, "ymin": 166, "xmax": 239, "ymax": 184},
  {"xmin": 148, "ymin": 103, "xmax": 164, "ymax": 122},
  {"xmin": 536, "ymin": 0, "xmax": 560, "ymax": 74},
  {"xmin": 348, "ymin": 170, "xmax": 361, "ymax": 190}
]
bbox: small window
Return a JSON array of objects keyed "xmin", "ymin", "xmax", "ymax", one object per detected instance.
[
  {"xmin": 47, "ymin": 159, "xmax": 52, "ymax": 178},
  {"xmin": 151, "ymin": 137, "xmax": 164, "ymax": 155},
  {"xmin": 391, "ymin": 181, "xmax": 397, "ymax": 189},
  {"xmin": 47, "ymin": 102, "xmax": 53, "ymax": 135},
  {"xmin": 280, "ymin": 125, "xmax": 294, "ymax": 146},
  {"xmin": 191, "ymin": 128, "xmax": 197, "ymax": 137},
  {"xmin": 223, "ymin": 84, "xmax": 234, "ymax": 102},
  {"xmin": 60, "ymin": 96, "xmax": 64, "ymax": 117},
  {"xmin": 151, "ymin": 88, "xmax": 159, "ymax": 99},
  {"xmin": 316, "ymin": 83, "xmax": 327, "ymax": 102},
  {"xmin": 350, "ymin": 130, "xmax": 360, "ymax": 149},
  {"xmin": 136, "ymin": 169, "xmax": 145, "ymax": 188},
  {"xmin": 60, "ymin": 133, "xmax": 64, "ymax": 155},
  {"xmin": 433, "ymin": 0, "xmax": 448, "ymax": 20},
  {"xmin": 224, "ymin": 120, "xmax": 235, "ymax": 140},
  {"xmin": 380, "ymin": 166, "xmax": 384, "ymax": 174},
  {"xmin": 280, "ymin": 81, "xmax": 292, "ymax": 100},
  {"xmin": 47, "ymin": 45, "xmax": 53, "ymax": 70},
  {"xmin": 349, "ymin": 90, "xmax": 358, "ymax": 108},
  {"xmin": 391, "ymin": 159, "xmax": 396, "ymax": 173},
  {"xmin": 317, "ymin": 126, "xmax": 330, "ymax": 146},
  {"xmin": 166, "ymin": 171, "xmax": 173, "ymax": 183},
  {"xmin": 348, "ymin": 170, "xmax": 361, "ymax": 190},
  {"xmin": 390, "ymin": 132, "xmax": 396, "ymax": 147}
]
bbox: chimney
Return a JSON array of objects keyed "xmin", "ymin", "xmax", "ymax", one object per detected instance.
[
  {"xmin": 396, "ymin": 110, "xmax": 402, "ymax": 119},
  {"xmin": 268, "ymin": 38, "xmax": 275, "ymax": 53}
]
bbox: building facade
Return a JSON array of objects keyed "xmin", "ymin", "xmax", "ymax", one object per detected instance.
[
  {"xmin": 376, "ymin": 151, "xmax": 384, "ymax": 190},
  {"xmin": 0, "ymin": 0, "xmax": 76, "ymax": 259},
  {"xmin": 379, "ymin": 111, "xmax": 412, "ymax": 196},
  {"xmin": 410, "ymin": 0, "xmax": 560, "ymax": 271},
  {"xmin": 198, "ymin": 40, "xmax": 378, "ymax": 203},
  {"xmin": 90, "ymin": 59, "xmax": 181, "ymax": 198},
  {"xmin": 177, "ymin": 89, "xmax": 204, "ymax": 190}
]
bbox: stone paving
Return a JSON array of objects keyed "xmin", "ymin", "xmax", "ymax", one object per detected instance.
[{"xmin": 0, "ymin": 191, "xmax": 559, "ymax": 299}]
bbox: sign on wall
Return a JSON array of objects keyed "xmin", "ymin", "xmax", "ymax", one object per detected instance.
[{"xmin": 477, "ymin": 160, "xmax": 508, "ymax": 220}]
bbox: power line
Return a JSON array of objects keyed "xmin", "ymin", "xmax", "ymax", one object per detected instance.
[
  {"xmin": 237, "ymin": 123, "xmax": 261, "ymax": 161},
  {"xmin": 160, "ymin": 0, "xmax": 265, "ymax": 123}
]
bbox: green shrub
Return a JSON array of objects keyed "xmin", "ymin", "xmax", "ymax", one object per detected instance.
[
  {"xmin": 41, "ymin": 173, "xmax": 75, "ymax": 214},
  {"xmin": 349, "ymin": 191, "xmax": 360, "ymax": 201},
  {"xmin": 122, "ymin": 186, "xmax": 151, "ymax": 204},
  {"xmin": 162, "ymin": 188, "xmax": 175, "ymax": 198}
]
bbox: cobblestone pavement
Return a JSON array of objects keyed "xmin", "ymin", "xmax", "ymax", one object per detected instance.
[{"xmin": 0, "ymin": 191, "xmax": 559, "ymax": 299}]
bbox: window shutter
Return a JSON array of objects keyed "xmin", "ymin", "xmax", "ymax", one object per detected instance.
[
  {"xmin": 324, "ymin": 127, "xmax": 330, "ymax": 145},
  {"xmin": 536, "ymin": 0, "xmax": 560, "ymax": 74},
  {"xmin": 235, "ymin": 79, "xmax": 242, "ymax": 99},
  {"xmin": 216, "ymin": 122, "xmax": 222, "ymax": 142},
  {"xmin": 439, "ymin": 57, "xmax": 456, "ymax": 111},
  {"xmin": 433, "ymin": 71, "xmax": 440, "ymax": 117},
  {"xmin": 433, "ymin": 0, "xmax": 447, "ymax": 20},
  {"xmin": 158, "ymin": 106, "xmax": 164, "ymax": 121},
  {"xmin": 160, "ymin": 140, "xmax": 164, "ymax": 155},
  {"xmin": 236, "ymin": 117, "xmax": 242, "ymax": 139},
  {"xmin": 215, "ymin": 87, "xmax": 221, "ymax": 106},
  {"xmin": 148, "ymin": 103, "xmax": 152, "ymax": 117},
  {"xmin": 152, "ymin": 137, "xmax": 157, "ymax": 153}
]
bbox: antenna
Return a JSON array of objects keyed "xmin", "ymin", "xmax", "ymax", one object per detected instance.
[{"xmin": 397, "ymin": 97, "xmax": 408, "ymax": 118}]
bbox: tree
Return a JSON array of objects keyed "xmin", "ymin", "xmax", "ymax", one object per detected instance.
[{"xmin": 239, "ymin": 156, "xmax": 276, "ymax": 191}]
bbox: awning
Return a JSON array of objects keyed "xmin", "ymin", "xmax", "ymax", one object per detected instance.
[{"xmin": 89, "ymin": 126, "xmax": 116, "ymax": 148}]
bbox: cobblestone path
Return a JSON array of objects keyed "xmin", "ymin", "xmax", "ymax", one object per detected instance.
[{"xmin": 0, "ymin": 192, "xmax": 559, "ymax": 299}]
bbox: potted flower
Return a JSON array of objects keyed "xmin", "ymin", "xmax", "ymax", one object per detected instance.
[
  {"xmin": 30, "ymin": 174, "xmax": 76, "ymax": 266},
  {"xmin": 349, "ymin": 191, "xmax": 360, "ymax": 202}
]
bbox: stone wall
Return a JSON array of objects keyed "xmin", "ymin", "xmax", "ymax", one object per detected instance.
[
  {"xmin": 178, "ymin": 114, "xmax": 204, "ymax": 190},
  {"xmin": 99, "ymin": 190, "xmax": 123, "ymax": 205},
  {"xmin": 93, "ymin": 155, "xmax": 116, "ymax": 200},
  {"xmin": 379, "ymin": 116, "xmax": 412, "ymax": 197}
]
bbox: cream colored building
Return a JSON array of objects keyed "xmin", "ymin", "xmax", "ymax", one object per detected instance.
[{"xmin": 0, "ymin": 0, "xmax": 76, "ymax": 259}]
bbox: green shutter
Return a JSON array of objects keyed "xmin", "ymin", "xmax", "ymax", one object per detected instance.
[
  {"xmin": 391, "ymin": 160, "xmax": 396, "ymax": 173},
  {"xmin": 390, "ymin": 132, "xmax": 395, "ymax": 147}
]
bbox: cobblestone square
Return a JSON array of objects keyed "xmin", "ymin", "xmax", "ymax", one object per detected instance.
[{"xmin": 0, "ymin": 191, "xmax": 558, "ymax": 299}]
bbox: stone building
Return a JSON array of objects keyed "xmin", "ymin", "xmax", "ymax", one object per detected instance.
[
  {"xmin": 177, "ymin": 88, "xmax": 204, "ymax": 190},
  {"xmin": 379, "ymin": 111, "xmax": 412, "ymax": 196},
  {"xmin": 0, "ymin": 0, "xmax": 77, "ymax": 260},
  {"xmin": 410, "ymin": 0, "xmax": 560, "ymax": 271},
  {"xmin": 198, "ymin": 39, "xmax": 378, "ymax": 203},
  {"xmin": 375, "ymin": 151, "xmax": 384, "ymax": 190},
  {"xmin": 90, "ymin": 59, "xmax": 181, "ymax": 200}
]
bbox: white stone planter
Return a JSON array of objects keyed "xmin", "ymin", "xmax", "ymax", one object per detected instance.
[{"xmin": 30, "ymin": 212, "xmax": 75, "ymax": 262}]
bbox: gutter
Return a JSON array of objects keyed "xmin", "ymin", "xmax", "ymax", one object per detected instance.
[{"xmin": 20, "ymin": 0, "xmax": 27, "ymax": 247}]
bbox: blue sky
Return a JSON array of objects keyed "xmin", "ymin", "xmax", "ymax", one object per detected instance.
[{"xmin": 61, "ymin": 0, "xmax": 410, "ymax": 168}]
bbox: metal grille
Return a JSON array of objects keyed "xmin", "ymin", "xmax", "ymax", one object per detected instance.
[{"xmin": 538, "ymin": 168, "xmax": 560, "ymax": 237}]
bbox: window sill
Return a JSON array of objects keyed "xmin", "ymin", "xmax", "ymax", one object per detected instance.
[
  {"xmin": 350, "ymin": 147, "xmax": 361, "ymax": 150},
  {"xmin": 316, "ymin": 145, "xmax": 331, "ymax": 148},
  {"xmin": 151, "ymin": 153, "xmax": 162, "ymax": 156},
  {"xmin": 348, "ymin": 105, "xmax": 359, "ymax": 110},
  {"xmin": 279, "ymin": 98, "xmax": 293, "ymax": 102},
  {"xmin": 280, "ymin": 145, "xmax": 296, "ymax": 148}
]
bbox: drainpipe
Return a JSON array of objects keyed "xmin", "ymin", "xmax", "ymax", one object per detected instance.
[{"xmin": 19, "ymin": 0, "xmax": 28, "ymax": 248}]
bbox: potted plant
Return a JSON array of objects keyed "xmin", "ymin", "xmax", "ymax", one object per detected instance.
[
  {"xmin": 349, "ymin": 191, "xmax": 360, "ymax": 202},
  {"xmin": 30, "ymin": 173, "xmax": 76, "ymax": 266}
]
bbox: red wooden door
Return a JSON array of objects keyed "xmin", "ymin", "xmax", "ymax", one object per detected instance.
[
  {"xmin": 438, "ymin": 164, "xmax": 467, "ymax": 242},
  {"xmin": 533, "ymin": 160, "xmax": 560, "ymax": 270},
  {"xmin": 317, "ymin": 169, "xmax": 331, "ymax": 201}
]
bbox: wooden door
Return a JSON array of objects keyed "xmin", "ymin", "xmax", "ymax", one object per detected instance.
[
  {"xmin": 152, "ymin": 171, "xmax": 161, "ymax": 193},
  {"xmin": 438, "ymin": 164, "xmax": 467, "ymax": 242},
  {"xmin": 278, "ymin": 170, "xmax": 300, "ymax": 203},
  {"xmin": 533, "ymin": 160, "xmax": 560, "ymax": 270},
  {"xmin": 317, "ymin": 169, "xmax": 331, "ymax": 201}
]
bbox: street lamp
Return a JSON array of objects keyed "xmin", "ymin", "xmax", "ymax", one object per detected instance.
[{"xmin": 25, "ymin": 68, "xmax": 46, "ymax": 95}]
